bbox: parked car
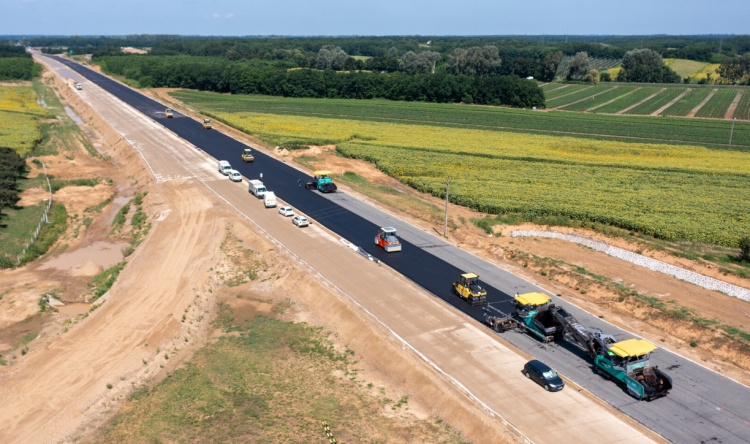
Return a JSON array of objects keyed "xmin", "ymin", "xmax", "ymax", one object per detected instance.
[
  {"xmin": 228, "ymin": 170, "xmax": 242, "ymax": 182},
  {"xmin": 278, "ymin": 206, "xmax": 294, "ymax": 217},
  {"xmin": 292, "ymin": 215, "xmax": 309, "ymax": 227},
  {"xmin": 523, "ymin": 360, "xmax": 565, "ymax": 392},
  {"xmin": 218, "ymin": 160, "xmax": 232, "ymax": 175}
]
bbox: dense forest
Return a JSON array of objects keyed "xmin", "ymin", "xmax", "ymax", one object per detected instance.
[{"xmin": 0, "ymin": 43, "xmax": 40, "ymax": 80}]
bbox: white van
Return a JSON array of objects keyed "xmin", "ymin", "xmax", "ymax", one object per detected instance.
[
  {"xmin": 218, "ymin": 160, "xmax": 232, "ymax": 175},
  {"xmin": 248, "ymin": 179, "xmax": 266, "ymax": 198},
  {"xmin": 263, "ymin": 191, "xmax": 277, "ymax": 208}
]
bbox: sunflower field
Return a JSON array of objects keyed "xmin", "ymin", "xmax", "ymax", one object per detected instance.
[{"xmin": 0, "ymin": 86, "xmax": 47, "ymax": 155}]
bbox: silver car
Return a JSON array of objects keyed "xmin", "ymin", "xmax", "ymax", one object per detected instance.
[
  {"xmin": 292, "ymin": 215, "xmax": 309, "ymax": 227},
  {"xmin": 278, "ymin": 206, "xmax": 294, "ymax": 217},
  {"xmin": 228, "ymin": 170, "xmax": 242, "ymax": 182}
]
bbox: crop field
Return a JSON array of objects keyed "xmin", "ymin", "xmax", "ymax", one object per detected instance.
[
  {"xmin": 664, "ymin": 58, "xmax": 711, "ymax": 79},
  {"xmin": 660, "ymin": 88, "xmax": 713, "ymax": 117},
  {"xmin": 625, "ymin": 88, "xmax": 687, "ymax": 115},
  {"xmin": 545, "ymin": 84, "xmax": 615, "ymax": 108},
  {"xmin": 734, "ymin": 91, "xmax": 750, "ymax": 120},
  {"xmin": 209, "ymin": 109, "xmax": 750, "ymax": 246},
  {"xmin": 588, "ymin": 87, "xmax": 663, "ymax": 114},
  {"xmin": 543, "ymin": 84, "xmax": 592, "ymax": 100},
  {"xmin": 558, "ymin": 85, "xmax": 637, "ymax": 111},
  {"xmin": 0, "ymin": 86, "xmax": 48, "ymax": 155},
  {"xmin": 173, "ymin": 90, "xmax": 750, "ymax": 148},
  {"xmin": 695, "ymin": 89, "xmax": 739, "ymax": 119}
]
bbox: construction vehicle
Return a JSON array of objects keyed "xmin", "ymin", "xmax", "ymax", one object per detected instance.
[
  {"xmin": 485, "ymin": 297, "xmax": 672, "ymax": 400},
  {"xmin": 165, "ymin": 108, "xmax": 173, "ymax": 118},
  {"xmin": 374, "ymin": 227, "xmax": 401, "ymax": 252},
  {"xmin": 242, "ymin": 148, "xmax": 254, "ymax": 162},
  {"xmin": 202, "ymin": 119, "xmax": 212, "ymax": 129},
  {"xmin": 305, "ymin": 170, "xmax": 337, "ymax": 193},
  {"xmin": 452, "ymin": 273, "xmax": 487, "ymax": 306},
  {"xmin": 484, "ymin": 292, "xmax": 564, "ymax": 342}
]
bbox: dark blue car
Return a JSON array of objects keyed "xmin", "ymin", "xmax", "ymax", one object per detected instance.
[{"xmin": 523, "ymin": 360, "xmax": 565, "ymax": 392}]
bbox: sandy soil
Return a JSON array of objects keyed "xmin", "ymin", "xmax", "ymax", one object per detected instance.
[{"xmin": 726, "ymin": 89, "xmax": 743, "ymax": 119}]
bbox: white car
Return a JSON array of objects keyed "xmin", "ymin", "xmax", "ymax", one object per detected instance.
[
  {"xmin": 278, "ymin": 206, "xmax": 294, "ymax": 217},
  {"xmin": 292, "ymin": 215, "xmax": 309, "ymax": 227},
  {"xmin": 228, "ymin": 170, "xmax": 242, "ymax": 182}
]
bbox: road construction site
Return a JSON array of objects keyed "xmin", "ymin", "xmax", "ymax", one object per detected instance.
[{"xmin": 4, "ymin": 52, "xmax": 749, "ymax": 443}]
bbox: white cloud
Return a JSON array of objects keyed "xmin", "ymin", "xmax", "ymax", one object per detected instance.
[
  {"xmin": 212, "ymin": 13, "xmax": 220, "ymax": 18},
  {"xmin": 225, "ymin": 13, "xmax": 234, "ymax": 19}
]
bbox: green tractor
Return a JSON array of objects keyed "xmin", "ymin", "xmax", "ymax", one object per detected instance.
[{"xmin": 452, "ymin": 273, "xmax": 487, "ymax": 306}]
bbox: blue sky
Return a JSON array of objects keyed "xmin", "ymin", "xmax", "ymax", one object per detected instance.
[{"xmin": 3, "ymin": 0, "xmax": 749, "ymax": 36}]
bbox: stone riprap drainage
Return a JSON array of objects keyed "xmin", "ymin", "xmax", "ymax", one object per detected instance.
[{"xmin": 511, "ymin": 230, "xmax": 750, "ymax": 302}]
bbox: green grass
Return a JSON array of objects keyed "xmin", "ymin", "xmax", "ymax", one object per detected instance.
[
  {"xmin": 733, "ymin": 91, "xmax": 750, "ymax": 120},
  {"xmin": 695, "ymin": 89, "xmax": 739, "ymax": 119},
  {"xmin": 592, "ymin": 87, "xmax": 662, "ymax": 114},
  {"xmin": 558, "ymin": 85, "xmax": 637, "ymax": 111},
  {"xmin": 0, "ymin": 201, "xmax": 54, "ymax": 262},
  {"xmin": 661, "ymin": 88, "xmax": 714, "ymax": 117},
  {"xmin": 664, "ymin": 58, "xmax": 711, "ymax": 79},
  {"xmin": 625, "ymin": 88, "xmax": 687, "ymax": 115},
  {"xmin": 89, "ymin": 261, "xmax": 126, "ymax": 300},
  {"xmin": 100, "ymin": 312, "xmax": 467, "ymax": 443},
  {"xmin": 18, "ymin": 203, "xmax": 68, "ymax": 265},
  {"xmin": 173, "ymin": 90, "xmax": 750, "ymax": 149},
  {"xmin": 543, "ymin": 84, "xmax": 591, "ymax": 100},
  {"xmin": 546, "ymin": 84, "xmax": 614, "ymax": 108}
]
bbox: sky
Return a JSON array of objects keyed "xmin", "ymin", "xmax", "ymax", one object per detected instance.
[{"xmin": 2, "ymin": 0, "xmax": 749, "ymax": 36}]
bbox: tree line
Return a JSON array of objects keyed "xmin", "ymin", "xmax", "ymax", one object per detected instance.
[
  {"xmin": 0, "ymin": 43, "xmax": 41, "ymax": 80},
  {"xmin": 0, "ymin": 147, "xmax": 26, "ymax": 221},
  {"xmin": 98, "ymin": 55, "xmax": 544, "ymax": 108}
]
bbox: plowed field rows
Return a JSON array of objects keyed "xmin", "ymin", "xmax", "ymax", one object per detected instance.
[
  {"xmin": 625, "ymin": 88, "xmax": 686, "ymax": 115},
  {"xmin": 695, "ymin": 89, "xmax": 739, "ymax": 118},
  {"xmin": 660, "ymin": 88, "xmax": 713, "ymax": 117}
]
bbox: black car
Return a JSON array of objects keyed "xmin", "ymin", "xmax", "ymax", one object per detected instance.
[{"xmin": 523, "ymin": 360, "xmax": 565, "ymax": 392}]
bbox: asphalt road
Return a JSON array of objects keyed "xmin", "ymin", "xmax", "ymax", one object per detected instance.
[{"xmin": 49, "ymin": 55, "xmax": 750, "ymax": 443}]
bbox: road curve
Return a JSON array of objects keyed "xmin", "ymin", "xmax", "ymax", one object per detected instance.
[{"xmin": 46, "ymin": 55, "xmax": 750, "ymax": 443}]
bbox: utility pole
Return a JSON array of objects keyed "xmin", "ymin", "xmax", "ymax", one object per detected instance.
[
  {"xmin": 729, "ymin": 117, "xmax": 736, "ymax": 148},
  {"xmin": 443, "ymin": 178, "xmax": 450, "ymax": 237}
]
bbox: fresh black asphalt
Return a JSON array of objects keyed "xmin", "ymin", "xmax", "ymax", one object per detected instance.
[{"xmin": 49, "ymin": 55, "xmax": 750, "ymax": 443}]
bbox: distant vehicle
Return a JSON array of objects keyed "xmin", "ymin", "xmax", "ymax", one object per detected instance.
[
  {"xmin": 228, "ymin": 170, "xmax": 242, "ymax": 182},
  {"xmin": 202, "ymin": 119, "xmax": 212, "ymax": 129},
  {"xmin": 305, "ymin": 170, "xmax": 337, "ymax": 193},
  {"xmin": 451, "ymin": 272, "xmax": 487, "ymax": 306},
  {"xmin": 292, "ymin": 215, "xmax": 309, "ymax": 227},
  {"xmin": 248, "ymin": 179, "xmax": 267, "ymax": 198},
  {"xmin": 75, "ymin": 82, "xmax": 82, "ymax": 90},
  {"xmin": 165, "ymin": 108, "xmax": 173, "ymax": 118},
  {"xmin": 218, "ymin": 160, "xmax": 232, "ymax": 175},
  {"xmin": 523, "ymin": 360, "xmax": 565, "ymax": 392},
  {"xmin": 241, "ymin": 148, "xmax": 254, "ymax": 162},
  {"xmin": 278, "ymin": 206, "xmax": 294, "ymax": 217},
  {"xmin": 374, "ymin": 227, "xmax": 401, "ymax": 252},
  {"xmin": 263, "ymin": 191, "xmax": 277, "ymax": 208}
]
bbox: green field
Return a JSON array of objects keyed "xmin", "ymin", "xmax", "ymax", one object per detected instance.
[
  {"xmin": 590, "ymin": 87, "xmax": 662, "ymax": 114},
  {"xmin": 546, "ymin": 84, "xmax": 615, "ymax": 108},
  {"xmin": 625, "ymin": 88, "xmax": 686, "ymax": 115},
  {"xmin": 172, "ymin": 90, "xmax": 750, "ymax": 149},
  {"xmin": 176, "ymin": 90, "xmax": 750, "ymax": 246},
  {"xmin": 732, "ymin": 91, "xmax": 750, "ymax": 120},
  {"xmin": 559, "ymin": 85, "xmax": 637, "ymax": 111},
  {"xmin": 694, "ymin": 89, "xmax": 740, "ymax": 119},
  {"xmin": 543, "ymin": 84, "xmax": 592, "ymax": 100},
  {"xmin": 660, "ymin": 88, "xmax": 713, "ymax": 117}
]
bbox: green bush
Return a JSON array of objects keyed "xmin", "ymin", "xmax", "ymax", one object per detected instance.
[{"xmin": 740, "ymin": 236, "xmax": 750, "ymax": 262}]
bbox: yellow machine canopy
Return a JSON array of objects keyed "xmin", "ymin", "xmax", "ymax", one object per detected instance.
[
  {"xmin": 608, "ymin": 339, "xmax": 657, "ymax": 358},
  {"xmin": 515, "ymin": 292, "xmax": 551, "ymax": 306},
  {"xmin": 312, "ymin": 170, "xmax": 333, "ymax": 177}
]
